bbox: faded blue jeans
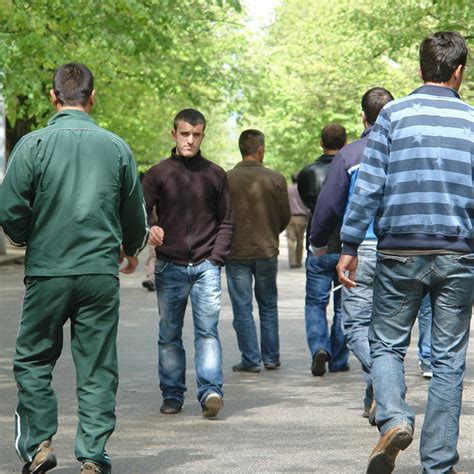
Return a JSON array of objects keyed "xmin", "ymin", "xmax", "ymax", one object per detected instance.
[
  {"xmin": 226, "ymin": 257, "xmax": 279, "ymax": 368},
  {"xmin": 154, "ymin": 259, "xmax": 223, "ymax": 403},
  {"xmin": 342, "ymin": 245, "xmax": 434, "ymax": 408},
  {"xmin": 417, "ymin": 295, "xmax": 433, "ymax": 372},
  {"xmin": 305, "ymin": 252, "xmax": 349, "ymax": 370},
  {"xmin": 341, "ymin": 244, "xmax": 376, "ymax": 407},
  {"xmin": 369, "ymin": 253, "xmax": 473, "ymax": 473}
]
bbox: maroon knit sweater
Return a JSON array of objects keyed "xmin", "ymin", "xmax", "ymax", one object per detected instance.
[{"xmin": 142, "ymin": 149, "xmax": 234, "ymax": 266}]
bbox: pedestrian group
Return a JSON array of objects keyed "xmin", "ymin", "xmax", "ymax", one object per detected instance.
[{"xmin": 0, "ymin": 30, "xmax": 472, "ymax": 474}]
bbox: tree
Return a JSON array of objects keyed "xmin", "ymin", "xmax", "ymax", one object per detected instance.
[
  {"xmin": 0, "ymin": 0, "xmax": 252, "ymax": 168},
  {"xmin": 243, "ymin": 0, "xmax": 473, "ymax": 177}
]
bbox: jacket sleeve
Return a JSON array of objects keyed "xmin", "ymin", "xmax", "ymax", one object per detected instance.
[
  {"xmin": 0, "ymin": 138, "xmax": 34, "ymax": 245},
  {"xmin": 210, "ymin": 173, "xmax": 234, "ymax": 266},
  {"xmin": 119, "ymin": 147, "xmax": 149, "ymax": 256},
  {"xmin": 279, "ymin": 179, "xmax": 291, "ymax": 232},
  {"xmin": 297, "ymin": 166, "xmax": 317, "ymax": 212},
  {"xmin": 141, "ymin": 165, "xmax": 159, "ymax": 220},
  {"xmin": 310, "ymin": 152, "xmax": 349, "ymax": 247},
  {"xmin": 341, "ymin": 112, "xmax": 390, "ymax": 254}
]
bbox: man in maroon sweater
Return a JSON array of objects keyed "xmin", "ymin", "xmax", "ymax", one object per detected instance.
[{"xmin": 142, "ymin": 109, "xmax": 233, "ymax": 418}]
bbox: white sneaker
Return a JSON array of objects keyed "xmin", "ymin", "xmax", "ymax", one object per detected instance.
[{"xmin": 202, "ymin": 392, "xmax": 223, "ymax": 418}]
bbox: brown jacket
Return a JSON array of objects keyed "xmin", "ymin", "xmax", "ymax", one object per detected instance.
[{"xmin": 227, "ymin": 160, "xmax": 290, "ymax": 259}]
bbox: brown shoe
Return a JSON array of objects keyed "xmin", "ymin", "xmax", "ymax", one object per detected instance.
[
  {"xmin": 367, "ymin": 426, "xmax": 413, "ymax": 474},
  {"xmin": 22, "ymin": 440, "xmax": 57, "ymax": 473}
]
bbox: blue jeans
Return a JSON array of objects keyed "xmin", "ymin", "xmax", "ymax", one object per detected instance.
[
  {"xmin": 305, "ymin": 253, "xmax": 349, "ymax": 370},
  {"xmin": 342, "ymin": 244, "xmax": 376, "ymax": 407},
  {"xmin": 226, "ymin": 257, "xmax": 279, "ymax": 367},
  {"xmin": 369, "ymin": 253, "xmax": 473, "ymax": 473},
  {"xmin": 154, "ymin": 259, "xmax": 223, "ymax": 403},
  {"xmin": 418, "ymin": 294, "xmax": 432, "ymax": 371}
]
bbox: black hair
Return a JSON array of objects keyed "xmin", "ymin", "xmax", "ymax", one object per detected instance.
[
  {"xmin": 361, "ymin": 87, "xmax": 394, "ymax": 125},
  {"xmin": 419, "ymin": 31, "xmax": 468, "ymax": 83},
  {"xmin": 238, "ymin": 129, "xmax": 265, "ymax": 157},
  {"xmin": 52, "ymin": 63, "xmax": 94, "ymax": 107},
  {"xmin": 173, "ymin": 109, "xmax": 206, "ymax": 130},
  {"xmin": 320, "ymin": 123, "xmax": 346, "ymax": 150}
]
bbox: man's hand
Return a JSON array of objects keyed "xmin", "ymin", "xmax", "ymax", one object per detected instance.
[
  {"xmin": 119, "ymin": 248, "xmax": 139, "ymax": 274},
  {"xmin": 149, "ymin": 225, "xmax": 164, "ymax": 247},
  {"xmin": 337, "ymin": 254, "xmax": 358, "ymax": 288}
]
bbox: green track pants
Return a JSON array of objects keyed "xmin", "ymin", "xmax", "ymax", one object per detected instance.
[{"xmin": 14, "ymin": 274, "xmax": 120, "ymax": 472}]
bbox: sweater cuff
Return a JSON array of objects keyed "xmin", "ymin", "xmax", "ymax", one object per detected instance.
[{"xmin": 341, "ymin": 242, "xmax": 359, "ymax": 256}]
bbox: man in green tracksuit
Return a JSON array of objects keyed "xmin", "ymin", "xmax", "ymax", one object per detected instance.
[{"xmin": 0, "ymin": 63, "xmax": 148, "ymax": 474}]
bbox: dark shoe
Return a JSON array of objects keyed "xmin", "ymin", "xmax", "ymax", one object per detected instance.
[
  {"xmin": 367, "ymin": 426, "xmax": 413, "ymax": 474},
  {"xmin": 264, "ymin": 361, "xmax": 281, "ymax": 370},
  {"xmin": 329, "ymin": 364, "xmax": 350, "ymax": 373},
  {"xmin": 142, "ymin": 279, "xmax": 155, "ymax": 292},
  {"xmin": 232, "ymin": 363, "xmax": 261, "ymax": 373},
  {"xmin": 202, "ymin": 392, "xmax": 223, "ymax": 418},
  {"xmin": 311, "ymin": 350, "xmax": 328, "ymax": 376},
  {"xmin": 22, "ymin": 440, "xmax": 57, "ymax": 473},
  {"xmin": 81, "ymin": 462, "xmax": 104, "ymax": 473},
  {"xmin": 368, "ymin": 401, "xmax": 377, "ymax": 426},
  {"xmin": 160, "ymin": 398, "xmax": 183, "ymax": 414}
]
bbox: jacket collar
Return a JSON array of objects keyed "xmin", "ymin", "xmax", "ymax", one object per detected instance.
[
  {"xmin": 361, "ymin": 125, "xmax": 373, "ymax": 138},
  {"xmin": 235, "ymin": 160, "xmax": 263, "ymax": 168},
  {"xmin": 48, "ymin": 109, "xmax": 94, "ymax": 126},
  {"xmin": 316, "ymin": 153, "xmax": 336, "ymax": 163},
  {"xmin": 411, "ymin": 84, "xmax": 460, "ymax": 99},
  {"xmin": 170, "ymin": 147, "xmax": 203, "ymax": 163}
]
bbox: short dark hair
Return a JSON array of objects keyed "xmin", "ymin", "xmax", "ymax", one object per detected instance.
[
  {"xmin": 321, "ymin": 123, "xmax": 346, "ymax": 150},
  {"xmin": 419, "ymin": 31, "xmax": 468, "ymax": 83},
  {"xmin": 173, "ymin": 109, "xmax": 206, "ymax": 130},
  {"xmin": 361, "ymin": 87, "xmax": 394, "ymax": 124},
  {"xmin": 239, "ymin": 129, "xmax": 265, "ymax": 157},
  {"xmin": 52, "ymin": 63, "xmax": 94, "ymax": 107}
]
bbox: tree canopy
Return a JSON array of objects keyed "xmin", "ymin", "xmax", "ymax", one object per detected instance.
[
  {"xmin": 244, "ymin": 0, "xmax": 473, "ymax": 176},
  {"xmin": 1, "ymin": 0, "xmax": 472, "ymax": 175},
  {"xmin": 0, "ymin": 0, "xmax": 251, "ymax": 169}
]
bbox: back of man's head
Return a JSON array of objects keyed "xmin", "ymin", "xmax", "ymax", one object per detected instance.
[
  {"xmin": 239, "ymin": 129, "xmax": 265, "ymax": 157},
  {"xmin": 173, "ymin": 109, "xmax": 206, "ymax": 130},
  {"xmin": 361, "ymin": 87, "xmax": 394, "ymax": 125},
  {"xmin": 53, "ymin": 63, "xmax": 94, "ymax": 107},
  {"xmin": 419, "ymin": 31, "xmax": 468, "ymax": 83},
  {"xmin": 321, "ymin": 123, "xmax": 346, "ymax": 151}
]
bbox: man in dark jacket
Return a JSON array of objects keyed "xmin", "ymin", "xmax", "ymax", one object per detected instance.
[
  {"xmin": 142, "ymin": 109, "xmax": 233, "ymax": 419},
  {"xmin": 297, "ymin": 123, "xmax": 349, "ymax": 376},
  {"xmin": 0, "ymin": 63, "xmax": 148, "ymax": 474}
]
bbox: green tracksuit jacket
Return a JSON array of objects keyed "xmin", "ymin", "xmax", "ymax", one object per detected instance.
[{"xmin": 0, "ymin": 109, "xmax": 148, "ymax": 276}]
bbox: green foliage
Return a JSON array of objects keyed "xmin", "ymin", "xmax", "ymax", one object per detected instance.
[
  {"xmin": 0, "ymin": 0, "xmax": 250, "ymax": 169},
  {"xmin": 244, "ymin": 0, "xmax": 473, "ymax": 178},
  {"xmin": 1, "ymin": 0, "xmax": 472, "ymax": 177}
]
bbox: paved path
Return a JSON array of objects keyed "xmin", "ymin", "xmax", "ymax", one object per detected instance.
[{"xmin": 0, "ymin": 244, "xmax": 473, "ymax": 473}]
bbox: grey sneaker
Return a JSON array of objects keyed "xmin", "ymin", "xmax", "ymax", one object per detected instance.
[
  {"xmin": 81, "ymin": 461, "xmax": 103, "ymax": 473},
  {"xmin": 22, "ymin": 440, "xmax": 57, "ymax": 473},
  {"xmin": 202, "ymin": 392, "xmax": 223, "ymax": 418}
]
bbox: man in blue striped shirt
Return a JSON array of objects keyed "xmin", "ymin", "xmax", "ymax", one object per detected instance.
[{"xmin": 337, "ymin": 32, "xmax": 473, "ymax": 474}]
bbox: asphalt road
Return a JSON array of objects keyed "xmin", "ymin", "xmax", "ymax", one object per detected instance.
[{"xmin": 0, "ymin": 244, "xmax": 473, "ymax": 473}]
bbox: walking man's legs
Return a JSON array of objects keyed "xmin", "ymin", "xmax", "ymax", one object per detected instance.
[
  {"xmin": 226, "ymin": 260, "xmax": 261, "ymax": 369},
  {"xmin": 254, "ymin": 257, "xmax": 280, "ymax": 367},
  {"xmin": 155, "ymin": 260, "xmax": 190, "ymax": 404}
]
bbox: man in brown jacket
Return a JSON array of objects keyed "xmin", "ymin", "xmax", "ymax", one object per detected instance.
[{"xmin": 226, "ymin": 129, "xmax": 290, "ymax": 372}]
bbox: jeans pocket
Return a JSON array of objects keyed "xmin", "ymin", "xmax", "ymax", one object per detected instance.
[
  {"xmin": 377, "ymin": 254, "xmax": 412, "ymax": 264},
  {"xmin": 155, "ymin": 259, "xmax": 170, "ymax": 275},
  {"xmin": 453, "ymin": 253, "xmax": 474, "ymax": 264}
]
